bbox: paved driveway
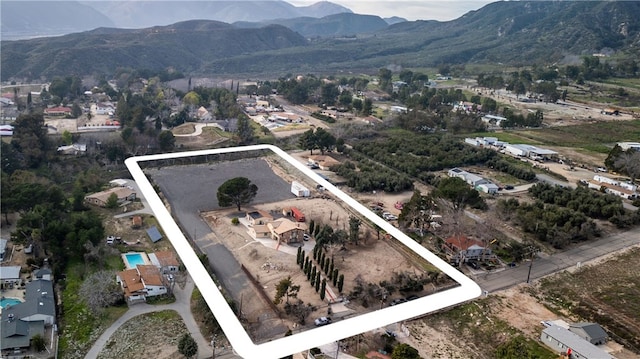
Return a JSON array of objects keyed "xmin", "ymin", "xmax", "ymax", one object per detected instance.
[
  {"xmin": 146, "ymin": 158, "xmax": 293, "ymax": 340},
  {"xmin": 145, "ymin": 158, "xmax": 292, "ymax": 299}
]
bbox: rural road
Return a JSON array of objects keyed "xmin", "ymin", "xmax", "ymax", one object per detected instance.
[{"xmin": 475, "ymin": 225, "xmax": 640, "ymax": 292}]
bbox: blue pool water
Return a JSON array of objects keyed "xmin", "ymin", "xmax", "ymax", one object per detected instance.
[
  {"xmin": 124, "ymin": 253, "xmax": 145, "ymax": 268},
  {"xmin": 0, "ymin": 297, "xmax": 23, "ymax": 309}
]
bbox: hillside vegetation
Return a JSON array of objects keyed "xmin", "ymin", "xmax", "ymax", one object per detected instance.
[{"xmin": 2, "ymin": 1, "xmax": 640, "ymax": 80}]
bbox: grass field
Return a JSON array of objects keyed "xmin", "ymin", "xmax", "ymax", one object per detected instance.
[{"xmin": 536, "ymin": 247, "xmax": 640, "ymax": 353}]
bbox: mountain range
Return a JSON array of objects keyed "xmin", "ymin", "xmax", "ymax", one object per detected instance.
[
  {"xmin": 1, "ymin": 0, "xmax": 359, "ymax": 40},
  {"xmin": 2, "ymin": 1, "xmax": 639, "ymax": 81}
]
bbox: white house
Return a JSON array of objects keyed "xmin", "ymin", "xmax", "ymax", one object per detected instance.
[
  {"xmin": 477, "ymin": 183, "xmax": 500, "ymax": 194},
  {"xmin": 617, "ymin": 142, "xmax": 640, "ymax": 151},
  {"xmin": 117, "ymin": 265, "xmax": 167, "ymax": 303},
  {"xmin": 588, "ymin": 176, "xmax": 638, "ymax": 199},
  {"xmin": 540, "ymin": 325, "xmax": 613, "ymax": 359},
  {"xmin": 0, "ymin": 265, "xmax": 21, "ymax": 285},
  {"xmin": 148, "ymin": 251, "xmax": 180, "ymax": 274}
]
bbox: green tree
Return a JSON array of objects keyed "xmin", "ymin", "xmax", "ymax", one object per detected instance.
[
  {"xmin": 105, "ymin": 193, "xmax": 119, "ymax": 209},
  {"xmin": 363, "ymin": 98, "xmax": 373, "ymax": 115},
  {"xmin": 298, "ymin": 129, "xmax": 317, "ymax": 154},
  {"xmin": 273, "ymin": 276, "xmax": 300, "ymax": 304},
  {"xmin": 614, "ymin": 150, "xmax": 640, "ymax": 184},
  {"xmin": 378, "ymin": 68, "xmax": 393, "ymax": 93},
  {"xmin": 320, "ymin": 83, "xmax": 340, "ymax": 106},
  {"xmin": 235, "ymin": 117, "xmax": 254, "ymax": 145},
  {"xmin": 435, "ymin": 177, "xmax": 485, "ymax": 211},
  {"xmin": 348, "ymin": 216, "xmax": 361, "ymax": 245},
  {"xmin": 62, "ymin": 130, "xmax": 73, "ymax": 145},
  {"xmin": 183, "ymin": 91, "xmax": 202, "ymax": 107},
  {"xmin": 391, "ymin": 343, "xmax": 421, "ymax": 359},
  {"xmin": 482, "ymin": 97, "xmax": 497, "ymax": 112},
  {"xmin": 217, "ymin": 177, "xmax": 258, "ymax": 211},
  {"xmin": 314, "ymin": 128, "xmax": 336, "ymax": 155},
  {"xmin": 11, "ymin": 113, "xmax": 49, "ymax": 168},
  {"xmin": 158, "ymin": 130, "xmax": 176, "ymax": 151},
  {"xmin": 178, "ymin": 333, "xmax": 198, "ymax": 358},
  {"xmin": 31, "ymin": 333, "xmax": 46, "ymax": 352}
]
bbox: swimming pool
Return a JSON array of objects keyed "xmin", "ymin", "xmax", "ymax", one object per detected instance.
[
  {"xmin": 0, "ymin": 297, "xmax": 23, "ymax": 309},
  {"xmin": 123, "ymin": 252, "xmax": 148, "ymax": 268}
]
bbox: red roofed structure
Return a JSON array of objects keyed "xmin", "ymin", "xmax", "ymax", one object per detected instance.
[{"xmin": 44, "ymin": 106, "xmax": 72, "ymax": 116}]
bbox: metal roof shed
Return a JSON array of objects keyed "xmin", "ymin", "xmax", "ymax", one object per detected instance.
[{"xmin": 146, "ymin": 226, "xmax": 163, "ymax": 243}]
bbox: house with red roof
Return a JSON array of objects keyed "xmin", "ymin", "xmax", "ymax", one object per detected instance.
[
  {"xmin": 443, "ymin": 235, "xmax": 493, "ymax": 263},
  {"xmin": 44, "ymin": 106, "xmax": 72, "ymax": 117}
]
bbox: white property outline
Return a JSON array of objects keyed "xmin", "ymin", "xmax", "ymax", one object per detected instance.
[{"xmin": 125, "ymin": 144, "xmax": 481, "ymax": 359}]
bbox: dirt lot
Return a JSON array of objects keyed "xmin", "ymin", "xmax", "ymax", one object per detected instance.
[
  {"xmin": 484, "ymin": 89, "xmax": 635, "ymax": 127},
  {"xmin": 200, "ymin": 195, "xmax": 429, "ymax": 331}
]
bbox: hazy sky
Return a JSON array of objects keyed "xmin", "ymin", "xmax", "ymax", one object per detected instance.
[{"xmin": 288, "ymin": 0, "xmax": 496, "ymax": 21}]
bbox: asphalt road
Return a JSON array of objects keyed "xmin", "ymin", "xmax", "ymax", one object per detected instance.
[{"xmin": 475, "ymin": 225, "xmax": 640, "ymax": 292}]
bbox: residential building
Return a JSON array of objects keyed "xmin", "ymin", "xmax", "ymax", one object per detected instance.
[
  {"xmin": 617, "ymin": 142, "xmax": 640, "ymax": 151},
  {"xmin": 95, "ymin": 102, "xmax": 115, "ymax": 115},
  {"xmin": 33, "ymin": 268, "xmax": 52, "ymax": 281},
  {"xmin": 447, "ymin": 168, "xmax": 490, "ymax": 187},
  {"xmin": 148, "ymin": 251, "xmax": 180, "ymax": 274},
  {"xmin": 0, "ymin": 266, "xmax": 21, "ymax": 285},
  {"xmin": 477, "ymin": 183, "xmax": 500, "ymax": 194},
  {"xmin": 245, "ymin": 210, "xmax": 274, "ymax": 226},
  {"xmin": 56, "ymin": 143, "xmax": 87, "ymax": 155},
  {"xmin": 84, "ymin": 187, "xmax": 136, "ymax": 207},
  {"xmin": 540, "ymin": 325, "xmax": 613, "ymax": 359},
  {"xmin": 116, "ymin": 265, "xmax": 167, "ymax": 303},
  {"xmin": 267, "ymin": 218, "xmax": 308, "ymax": 244},
  {"xmin": 43, "ymin": 106, "xmax": 72, "ymax": 117},
  {"xmin": 443, "ymin": 235, "xmax": 493, "ymax": 263},
  {"xmin": 588, "ymin": 179, "xmax": 637, "ymax": 200},
  {"xmin": 1, "ymin": 278, "xmax": 56, "ymax": 352},
  {"xmin": 569, "ymin": 323, "xmax": 608, "ymax": 345},
  {"xmin": 481, "ymin": 114, "xmax": 506, "ymax": 127}
]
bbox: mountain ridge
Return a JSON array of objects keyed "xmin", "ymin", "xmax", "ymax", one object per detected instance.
[{"xmin": 2, "ymin": 1, "xmax": 639, "ymax": 80}]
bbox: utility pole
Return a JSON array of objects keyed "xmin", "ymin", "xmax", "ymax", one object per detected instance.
[
  {"xmin": 526, "ymin": 246, "xmax": 537, "ymax": 284},
  {"xmin": 211, "ymin": 334, "xmax": 217, "ymax": 359}
]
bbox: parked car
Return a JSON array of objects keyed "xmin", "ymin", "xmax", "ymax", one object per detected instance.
[
  {"xmin": 505, "ymin": 185, "xmax": 514, "ymax": 190},
  {"xmin": 303, "ymin": 234, "xmax": 311, "ymax": 241},
  {"xmin": 314, "ymin": 317, "xmax": 332, "ymax": 326},
  {"xmin": 405, "ymin": 295, "xmax": 419, "ymax": 301},
  {"xmin": 468, "ymin": 261, "xmax": 480, "ymax": 270},
  {"xmin": 389, "ymin": 298, "xmax": 407, "ymax": 306},
  {"xmin": 106, "ymin": 235, "xmax": 115, "ymax": 245}
]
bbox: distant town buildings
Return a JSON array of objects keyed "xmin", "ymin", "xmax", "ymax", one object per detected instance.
[{"xmin": 464, "ymin": 136, "xmax": 558, "ymax": 161}]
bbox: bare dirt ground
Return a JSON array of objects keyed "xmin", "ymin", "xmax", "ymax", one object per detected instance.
[
  {"xmin": 483, "ymin": 89, "xmax": 635, "ymax": 127},
  {"xmin": 201, "ymin": 195, "xmax": 422, "ymax": 330}
]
